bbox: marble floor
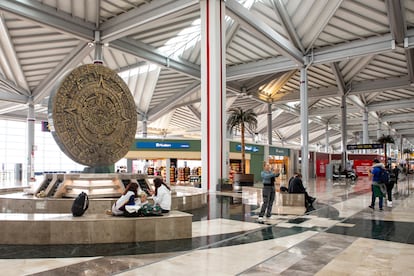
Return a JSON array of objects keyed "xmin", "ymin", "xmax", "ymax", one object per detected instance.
[{"xmin": 1, "ymin": 175, "xmax": 414, "ymax": 275}]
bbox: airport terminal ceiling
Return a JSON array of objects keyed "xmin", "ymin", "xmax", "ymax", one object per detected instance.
[{"xmin": 0, "ymin": 0, "xmax": 414, "ymax": 152}]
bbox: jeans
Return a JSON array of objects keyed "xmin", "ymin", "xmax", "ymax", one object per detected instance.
[
  {"xmin": 386, "ymin": 181, "xmax": 395, "ymax": 201},
  {"xmin": 259, "ymin": 186, "xmax": 275, "ymax": 217}
]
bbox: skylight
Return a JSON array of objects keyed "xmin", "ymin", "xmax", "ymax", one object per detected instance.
[{"xmin": 118, "ymin": 0, "xmax": 256, "ymax": 78}]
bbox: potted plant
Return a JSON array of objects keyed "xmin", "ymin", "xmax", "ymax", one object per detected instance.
[
  {"xmin": 227, "ymin": 107, "xmax": 258, "ymax": 190},
  {"xmin": 377, "ymin": 134, "xmax": 395, "ymax": 166}
]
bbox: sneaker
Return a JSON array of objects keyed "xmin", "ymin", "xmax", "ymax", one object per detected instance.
[
  {"xmin": 368, "ymin": 205, "xmax": 374, "ymax": 210},
  {"xmin": 258, "ymin": 217, "xmax": 264, "ymax": 223},
  {"xmin": 379, "ymin": 208, "xmax": 384, "ymax": 211},
  {"xmin": 266, "ymin": 215, "xmax": 275, "ymax": 220},
  {"xmin": 387, "ymin": 200, "xmax": 393, "ymax": 207}
]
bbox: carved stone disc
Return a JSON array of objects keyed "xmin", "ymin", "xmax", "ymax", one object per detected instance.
[{"xmin": 48, "ymin": 64, "xmax": 137, "ymax": 166}]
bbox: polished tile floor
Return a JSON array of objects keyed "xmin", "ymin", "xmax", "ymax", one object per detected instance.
[{"xmin": 1, "ymin": 175, "xmax": 414, "ymax": 275}]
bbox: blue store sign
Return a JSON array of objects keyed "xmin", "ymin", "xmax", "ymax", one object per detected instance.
[
  {"xmin": 236, "ymin": 144, "xmax": 259, "ymax": 152},
  {"xmin": 136, "ymin": 141, "xmax": 190, "ymax": 149}
]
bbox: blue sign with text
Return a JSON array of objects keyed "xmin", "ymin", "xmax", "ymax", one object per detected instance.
[
  {"xmin": 236, "ymin": 144, "xmax": 259, "ymax": 152},
  {"xmin": 136, "ymin": 141, "xmax": 190, "ymax": 149}
]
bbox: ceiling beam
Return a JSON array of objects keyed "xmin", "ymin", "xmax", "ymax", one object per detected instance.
[
  {"xmin": 0, "ymin": 0, "xmax": 94, "ymax": 41},
  {"xmin": 395, "ymin": 129, "xmax": 414, "ymax": 135},
  {"xmin": 382, "ymin": 112, "xmax": 414, "ymax": 122},
  {"xmin": 227, "ymin": 56, "xmax": 298, "ymax": 81},
  {"xmin": 0, "ymin": 76, "xmax": 30, "ymax": 97},
  {"xmin": 331, "ymin": 62, "xmax": 346, "ymax": 94},
  {"xmin": 33, "ymin": 42, "xmax": 93, "ymax": 103},
  {"xmin": 406, "ymin": 48, "xmax": 414, "ymax": 83},
  {"xmin": 225, "ymin": 0, "xmax": 304, "ymax": 65},
  {"xmin": 111, "ymin": 38, "xmax": 200, "ymax": 79},
  {"xmin": 308, "ymin": 106, "xmax": 360, "ymax": 117},
  {"xmin": 309, "ymin": 129, "xmax": 338, "ymax": 144},
  {"xmin": 0, "ymin": 14, "xmax": 29, "ymax": 91},
  {"xmin": 0, "ymin": 90, "xmax": 28, "ymax": 103},
  {"xmin": 270, "ymin": 76, "xmax": 412, "ymax": 104},
  {"xmin": 187, "ymin": 104, "xmax": 201, "ymax": 121},
  {"xmin": 391, "ymin": 122, "xmax": 414, "ymax": 130},
  {"xmin": 385, "ymin": 0, "xmax": 406, "ymax": 44},
  {"xmin": 147, "ymin": 81, "xmax": 200, "ymax": 121},
  {"xmin": 100, "ymin": 0, "xmax": 198, "ymax": 42},
  {"xmin": 310, "ymin": 34, "xmax": 395, "ymax": 65},
  {"xmin": 273, "ymin": 0, "xmax": 304, "ymax": 53},
  {"xmin": 368, "ymin": 98, "xmax": 414, "ymax": 112},
  {"xmin": 228, "ymin": 34, "xmax": 396, "ymax": 80}
]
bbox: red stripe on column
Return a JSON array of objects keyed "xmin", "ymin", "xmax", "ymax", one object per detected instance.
[
  {"xmin": 219, "ymin": 1, "xmax": 223, "ymax": 180},
  {"xmin": 206, "ymin": 0, "xmax": 211, "ymax": 190}
]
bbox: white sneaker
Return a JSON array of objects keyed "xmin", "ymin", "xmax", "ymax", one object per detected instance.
[
  {"xmin": 387, "ymin": 200, "xmax": 392, "ymax": 207},
  {"xmin": 258, "ymin": 217, "xmax": 264, "ymax": 223},
  {"xmin": 266, "ymin": 215, "xmax": 275, "ymax": 220}
]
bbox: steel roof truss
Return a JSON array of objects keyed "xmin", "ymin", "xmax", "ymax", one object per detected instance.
[
  {"xmin": 225, "ymin": 0, "xmax": 304, "ymax": 65},
  {"xmin": 0, "ymin": 0, "xmax": 94, "ymax": 41}
]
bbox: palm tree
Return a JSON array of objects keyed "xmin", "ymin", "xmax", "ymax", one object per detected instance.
[
  {"xmin": 377, "ymin": 134, "xmax": 395, "ymax": 166},
  {"xmin": 403, "ymin": 148, "xmax": 412, "ymax": 160},
  {"xmin": 227, "ymin": 107, "xmax": 258, "ymax": 174}
]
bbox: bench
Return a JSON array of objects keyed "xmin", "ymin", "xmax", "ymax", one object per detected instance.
[
  {"xmin": 0, "ymin": 210, "xmax": 192, "ymax": 245},
  {"xmin": 280, "ymin": 192, "xmax": 305, "ymax": 206}
]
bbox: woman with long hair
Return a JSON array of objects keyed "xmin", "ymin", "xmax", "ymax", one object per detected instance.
[
  {"xmin": 151, "ymin": 177, "xmax": 171, "ymax": 213},
  {"xmin": 107, "ymin": 181, "xmax": 138, "ymax": 216}
]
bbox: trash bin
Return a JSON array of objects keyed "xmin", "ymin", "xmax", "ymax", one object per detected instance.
[
  {"xmin": 14, "ymin": 163, "xmax": 22, "ymax": 182},
  {"xmin": 326, "ymin": 164, "xmax": 333, "ymax": 180}
]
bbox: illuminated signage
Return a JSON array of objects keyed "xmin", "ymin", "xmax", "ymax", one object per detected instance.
[
  {"xmin": 236, "ymin": 144, "xmax": 259, "ymax": 152},
  {"xmin": 136, "ymin": 141, "xmax": 190, "ymax": 149},
  {"xmin": 347, "ymin": 144, "xmax": 383, "ymax": 150}
]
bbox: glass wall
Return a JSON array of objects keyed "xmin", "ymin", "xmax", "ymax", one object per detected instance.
[{"xmin": 0, "ymin": 119, "xmax": 85, "ymax": 183}]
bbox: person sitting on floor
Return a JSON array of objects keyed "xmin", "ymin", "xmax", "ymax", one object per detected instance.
[
  {"xmin": 106, "ymin": 181, "xmax": 138, "ymax": 216},
  {"xmin": 288, "ymin": 173, "xmax": 316, "ymax": 208}
]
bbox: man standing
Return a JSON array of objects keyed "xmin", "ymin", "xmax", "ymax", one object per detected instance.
[
  {"xmin": 369, "ymin": 159, "xmax": 385, "ymax": 211},
  {"xmin": 258, "ymin": 163, "xmax": 280, "ymax": 223}
]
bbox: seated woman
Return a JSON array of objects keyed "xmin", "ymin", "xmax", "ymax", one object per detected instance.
[
  {"xmin": 151, "ymin": 177, "xmax": 171, "ymax": 213},
  {"xmin": 106, "ymin": 181, "xmax": 138, "ymax": 216}
]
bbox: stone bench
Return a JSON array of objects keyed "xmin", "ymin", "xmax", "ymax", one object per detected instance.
[
  {"xmin": 280, "ymin": 192, "xmax": 305, "ymax": 206},
  {"xmin": 0, "ymin": 210, "xmax": 192, "ymax": 245}
]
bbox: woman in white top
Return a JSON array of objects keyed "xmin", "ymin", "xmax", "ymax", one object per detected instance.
[{"xmin": 151, "ymin": 177, "xmax": 171, "ymax": 213}]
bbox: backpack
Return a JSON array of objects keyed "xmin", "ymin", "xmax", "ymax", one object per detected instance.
[
  {"xmin": 71, "ymin": 192, "xmax": 89, "ymax": 216},
  {"xmin": 379, "ymin": 168, "xmax": 389, "ymax": 184},
  {"xmin": 139, "ymin": 204, "xmax": 163, "ymax": 216}
]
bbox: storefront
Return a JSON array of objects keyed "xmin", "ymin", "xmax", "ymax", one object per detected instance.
[
  {"xmin": 125, "ymin": 139, "xmax": 201, "ymax": 185},
  {"xmin": 229, "ymin": 142, "xmax": 264, "ymax": 183},
  {"xmin": 268, "ymin": 146, "xmax": 290, "ymax": 182}
]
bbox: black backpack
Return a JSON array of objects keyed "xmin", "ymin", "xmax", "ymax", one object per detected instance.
[
  {"xmin": 71, "ymin": 192, "xmax": 89, "ymax": 216},
  {"xmin": 379, "ymin": 168, "xmax": 390, "ymax": 184}
]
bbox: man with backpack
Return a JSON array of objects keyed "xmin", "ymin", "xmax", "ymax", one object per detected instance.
[{"xmin": 368, "ymin": 159, "xmax": 386, "ymax": 211}]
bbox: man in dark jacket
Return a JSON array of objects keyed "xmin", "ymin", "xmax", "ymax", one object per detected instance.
[{"xmin": 288, "ymin": 173, "xmax": 316, "ymax": 208}]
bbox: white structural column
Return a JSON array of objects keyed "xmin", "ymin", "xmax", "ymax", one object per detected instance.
[
  {"xmin": 27, "ymin": 99, "xmax": 35, "ymax": 183},
  {"xmin": 325, "ymin": 123, "xmax": 329, "ymax": 153},
  {"xmin": 300, "ymin": 67, "xmax": 309, "ymax": 185},
  {"xmin": 200, "ymin": 0, "xmax": 226, "ymax": 192},
  {"xmin": 142, "ymin": 116, "xmax": 147, "ymax": 138},
  {"xmin": 341, "ymin": 94, "xmax": 348, "ymax": 169},
  {"xmin": 267, "ymin": 103, "xmax": 272, "ymax": 145},
  {"xmin": 377, "ymin": 121, "xmax": 382, "ymax": 139},
  {"xmin": 363, "ymin": 108, "xmax": 369, "ymax": 143}
]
